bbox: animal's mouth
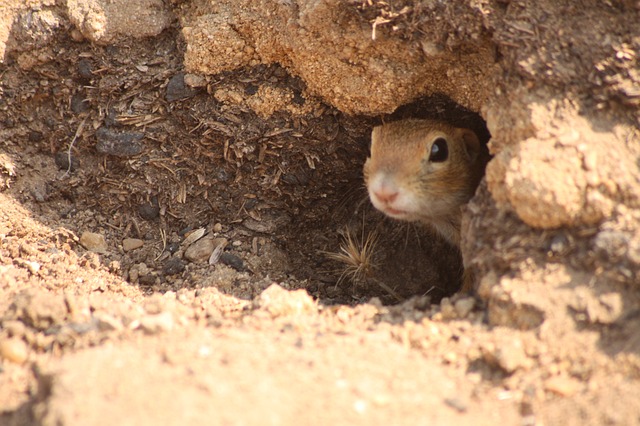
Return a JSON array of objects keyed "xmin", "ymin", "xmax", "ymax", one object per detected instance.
[{"xmin": 383, "ymin": 207, "xmax": 407, "ymax": 217}]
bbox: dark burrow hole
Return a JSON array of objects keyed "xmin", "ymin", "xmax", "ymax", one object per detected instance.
[{"xmin": 282, "ymin": 94, "xmax": 491, "ymax": 306}]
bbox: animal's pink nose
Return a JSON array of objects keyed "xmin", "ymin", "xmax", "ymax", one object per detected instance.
[{"xmin": 372, "ymin": 183, "xmax": 399, "ymax": 204}]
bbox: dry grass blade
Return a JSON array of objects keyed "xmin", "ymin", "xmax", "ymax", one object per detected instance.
[{"xmin": 324, "ymin": 228, "xmax": 402, "ymax": 302}]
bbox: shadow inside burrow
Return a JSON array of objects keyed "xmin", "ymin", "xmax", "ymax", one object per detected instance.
[{"xmin": 289, "ymin": 94, "xmax": 492, "ymax": 306}]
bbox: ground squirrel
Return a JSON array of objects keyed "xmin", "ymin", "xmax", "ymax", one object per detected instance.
[{"xmin": 363, "ymin": 118, "xmax": 490, "ymax": 292}]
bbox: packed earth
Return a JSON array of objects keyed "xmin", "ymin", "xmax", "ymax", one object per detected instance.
[{"xmin": 1, "ymin": 1, "xmax": 640, "ymax": 425}]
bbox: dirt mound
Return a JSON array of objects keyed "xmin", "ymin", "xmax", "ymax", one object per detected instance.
[{"xmin": 1, "ymin": 0, "xmax": 639, "ymax": 425}]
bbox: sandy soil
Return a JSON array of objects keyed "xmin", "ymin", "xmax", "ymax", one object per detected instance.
[{"xmin": 1, "ymin": 1, "xmax": 639, "ymax": 425}]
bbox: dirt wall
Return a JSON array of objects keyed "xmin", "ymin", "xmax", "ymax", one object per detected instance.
[{"xmin": 1, "ymin": 1, "xmax": 640, "ymax": 425}]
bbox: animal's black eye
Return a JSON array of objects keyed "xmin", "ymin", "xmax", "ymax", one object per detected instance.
[{"xmin": 429, "ymin": 137, "xmax": 448, "ymax": 162}]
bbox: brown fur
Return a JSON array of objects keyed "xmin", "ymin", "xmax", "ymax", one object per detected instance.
[{"xmin": 363, "ymin": 119, "xmax": 490, "ymax": 291}]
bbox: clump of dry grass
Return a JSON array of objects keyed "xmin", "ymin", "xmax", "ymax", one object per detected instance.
[{"xmin": 325, "ymin": 227, "xmax": 401, "ymax": 302}]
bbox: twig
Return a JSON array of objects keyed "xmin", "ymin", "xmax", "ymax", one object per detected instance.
[{"xmin": 61, "ymin": 117, "xmax": 88, "ymax": 179}]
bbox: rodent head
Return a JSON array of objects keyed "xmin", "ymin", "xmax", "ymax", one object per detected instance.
[{"xmin": 363, "ymin": 119, "xmax": 487, "ymax": 226}]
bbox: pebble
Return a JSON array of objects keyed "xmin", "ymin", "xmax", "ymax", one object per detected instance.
[
  {"xmin": 0, "ymin": 338, "xmax": 29, "ymax": 364},
  {"xmin": 30, "ymin": 182, "xmax": 48, "ymax": 202},
  {"xmin": 95, "ymin": 126, "xmax": 144, "ymax": 157},
  {"xmin": 128, "ymin": 263, "xmax": 150, "ymax": 284},
  {"xmin": 163, "ymin": 258, "xmax": 185, "ymax": 276},
  {"xmin": 454, "ymin": 297, "xmax": 475, "ymax": 318},
  {"xmin": 139, "ymin": 312, "xmax": 175, "ymax": 334},
  {"xmin": 138, "ymin": 274, "xmax": 157, "ymax": 286},
  {"xmin": 487, "ymin": 339, "xmax": 531, "ymax": 374},
  {"xmin": 15, "ymin": 259, "xmax": 41, "ymax": 275},
  {"xmin": 439, "ymin": 298, "xmax": 457, "ymax": 320},
  {"xmin": 77, "ymin": 58, "xmax": 93, "ymax": 80},
  {"xmin": 79, "ymin": 231, "xmax": 108, "ymax": 253},
  {"xmin": 167, "ymin": 242, "xmax": 180, "ymax": 254},
  {"xmin": 184, "ymin": 236, "xmax": 215, "ymax": 263},
  {"xmin": 183, "ymin": 73, "xmax": 207, "ymax": 88},
  {"xmin": 138, "ymin": 201, "xmax": 160, "ymax": 220},
  {"xmin": 544, "ymin": 376, "xmax": 580, "ymax": 397},
  {"xmin": 444, "ymin": 397, "xmax": 468, "ymax": 413},
  {"xmin": 166, "ymin": 73, "xmax": 197, "ymax": 102},
  {"xmin": 122, "ymin": 238, "xmax": 144, "ymax": 252},
  {"xmin": 70, "ymin": 28, "xmax": 84, "ymax": 42},
  {"xmin": 220, "ymin": 252, "xmax": 246, "ymax": 272}
]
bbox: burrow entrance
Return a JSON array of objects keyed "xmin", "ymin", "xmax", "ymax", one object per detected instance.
[{"xmin": 1, "ymin": 29, "xmax": 489, "ymax": 306}]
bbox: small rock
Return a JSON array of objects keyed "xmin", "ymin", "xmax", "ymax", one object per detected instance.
[
  {"xmin": 255, "ymin": 284, "xmax": 316, "ymax": 318},
  {"xmin": 167, "ymin": 242, "xmax": 180, "ymax": 254},
  {"xmin": 138, "ymin": 274, "xmax": 157, "ymax": 286},
  {"xmin": 95, "ymin": 126, "xmax": 144, "ymax": 157},
  {"xmin": 183, "ymin": 73, "xmax": 207, "ymax": 88},
  {"xmin": 138, "ymin": 199, "xmax": 160, "ymax": 220},
  {"xmin": 139, "ymin": 312, "xmax": 174, "ymax": 334},
  {"xmin": 77, "ymin": 58, "xmax": 93, "ymax": 80},
  {"xmin": 439, "ymin": 298, "xmax": 457, "ymax": 320},
  {"xmin": 544, "ymin": 376, "xmax": 581, "ymax": 397},
  {"xmin": 444, "ymin": 397, "xmax": 468, "ymax": 413},
  {"xmin": 79, "ymin": 231, "xmax": 108, "ymax": 253},
  {"xmin": 30, "ymin": 181, "xmax": 49, "ymax": 202},
  {"xmin": 122, "ymin": 238, "xmax": 144, "ymax": 252},
  {"xmin": 454, "ymin": 297, "xmax": 475, "ymax": 318},
  {"xmin": 54, "ymin": 151, "xmax": 80, "ymax": 172},
  {"xmin": 212, "ymin": 222, "xmax": 223, "ymax": 232},
  {"xmin": 166, "ymin": 73, "xmax": 197, "ymax": 102},
  {"xmin": 0, "ymin": 338, "xmax": 29, "ymax": 364},
  {"xmin": 128, "ymin": 263, "xmax": 150, "ymax": 284},
  {"xmin": 220, "ymin": 252, "xmax": 246, "ymax": 272},
  {"xmin": 163, "ymin": 258, "xmax": 185, "ymax": 276},
  {"xmin": 70, "ymin": 28, "xmax": 84, "ymax": 42},
  {"xmin": 24, "ymin": 260, "xmax": 41, "ymax": 275},
  {"xmin": 484, "ymin": 338, "xmax": 531, "ymax": 374},
  {"xmin": 184, "ymin": 236, "xmax": 215, "ymax": 263}
]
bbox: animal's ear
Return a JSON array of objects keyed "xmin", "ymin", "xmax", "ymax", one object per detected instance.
[
  {"xmin": 369, "ymin": 126, "xmax": 382, "ymax": 154},
  {"xmin": 458, "ymin": 128, "xmax": 480, "ymax": 163},
  {"xmin": 371, "ymin": 126, "xmax": 381, "ymax": 144}
]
